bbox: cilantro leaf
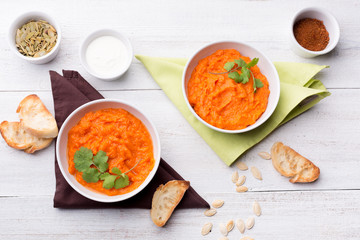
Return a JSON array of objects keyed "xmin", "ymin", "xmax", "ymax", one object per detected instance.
[
  {"xmin": 73, "ymin": 147, "xmax": 134, "ymax": 190},
  {"xmin": 99, "ymin": 172, "xmax": 110, "ymax": 180},
  {"xmin": 114, "ymin": 175, "xmax": 130, "ymax": 189},
  {"xmin": 74, "ymin": 147, "xmax": 93, "ymax": 172},
  {"xmin": 224, "ymin": 62, "xmax": 235, "ymax": 71},
  {"xmin": 247, "ymin": 58, "xmax": 259, "ymax": 68},
  {"xmin": 82, "ymin": 168, "xmax": 100, "ymax": 183},
  {"xmin": 255, "ymin": 78, "xmax": 264, "ymax": 88},
  {"xmin": 234, "ymin": 59, "xmax": 247, "ymax": 68},
  {"xmin": 101, "ymin": 168, "xmax": 129, "ymax": 189},
  {"xmin": 228, "ymin": 71, "xmax": 242, "ymax": 83},
  {"xmin": 240, "ymin": 68, "xmax": 250, "ymax": 84},
  {"xmin": 102, "ymin": 174, "xmax": 117, "ymax": 189},
  {"xmin": 111, "ymin": 167, "xmax": 122, "ymax": 175},
  {"xmin": 253, "ymin": 78, "xmax": 264, "ymax": 92},
  {"xmin": 93, "ymin": 150, "xmax": 108, "ymax": 173},
  {"xmin": 210, "ymin": 57, "xmax": 264, "ymax": 91},
  {"xmin": 253, "ymin": 78, "xmax": 257, "ymax": 91}
]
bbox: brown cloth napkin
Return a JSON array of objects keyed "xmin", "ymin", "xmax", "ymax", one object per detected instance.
[{"xmin": 50, "ymin": 70, "xmax": 209, "ymax": 209}]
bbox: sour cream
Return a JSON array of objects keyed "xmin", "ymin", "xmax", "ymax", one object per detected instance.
[{"xmin": 85, "ymin": 36, "xmax": 128, "ymax": 77}]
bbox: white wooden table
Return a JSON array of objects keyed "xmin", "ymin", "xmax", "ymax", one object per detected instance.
[{"xmin": 1, "ymin": 0, "xmax": 359, "ymax": 239}]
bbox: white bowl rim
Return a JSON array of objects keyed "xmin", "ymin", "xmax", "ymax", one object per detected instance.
[
  {"xmin": 182, "ymin": 40, "xmax": 280, "ymax": 134},
  {"xmin": 79, "ymin": 29, "xmax": 133, "ymax": 81},
  {"xmin": 56, "ymin": 99, "xmax": 161, "ymax": 202},
  {"xmin": 8, "ymin": 11, "xmax": 62, "ymax": 63},
  {"xmin": 290, "ymin": 7, "xmax": 340, "ymax": 55}
]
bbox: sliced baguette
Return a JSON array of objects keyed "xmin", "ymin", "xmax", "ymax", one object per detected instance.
[
  {"xmin": 151, "ymin": 180, "xmax": 190, "ymax": 227},
  {"xmin": 271, "ymin": 142, "xmax": 320, "ymax": 183},
  {"xmin": 17, "ymin": 94, "xmax": 58, "ymax": 138},
  {"xmin": 0, "ymin": 121, "xmax": 53, "ymax": 153}
]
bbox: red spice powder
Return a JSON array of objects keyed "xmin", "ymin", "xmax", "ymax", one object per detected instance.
[{"xmin": 293, "ymin": 18, "xmax": 329, "ymax": 51}]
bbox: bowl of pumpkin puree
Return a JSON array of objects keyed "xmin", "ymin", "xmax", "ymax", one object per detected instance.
[
  {"xmin": 56, "ymin": 99, "xmax": 161, "ymax": 202},
  {"xmin": 182, "ymin": 41, "xmax": 280, "ymax": 133}
]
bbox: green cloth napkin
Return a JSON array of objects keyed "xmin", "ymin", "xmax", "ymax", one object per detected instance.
[{"xmin": 136, "ymin": 55, "xmax": 331, "ymax": 166}]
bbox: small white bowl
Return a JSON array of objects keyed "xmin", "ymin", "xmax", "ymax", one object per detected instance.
[
  {"xmin": 182, "ymin": 41, "xmax": 280, "ymax": 134},
  {"xmin": 56, "ymin": 99, "xmax": 161, "ymax": 202},
  {"xmin": 8, "ymin": 11, "xmax": 61, "ymax": 64},
  {"xmin": 290, "ymin": 7, "xmax": 340, "ymax": 58},
  {"xmin": 80, "ymin": 29, "xmax": 133, "ymax": 81}
]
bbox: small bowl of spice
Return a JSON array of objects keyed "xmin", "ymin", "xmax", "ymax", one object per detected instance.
[
  {"xmin": 8, "ymin": 11, "xmax": 61, "ymax": 64},
  {"xmin": 290, "ymin": 7, "xmax": 340, "ymax": 58},
  {"xmin": 80, "ymin": 29, "xmax": 133, "ymax": 81}
]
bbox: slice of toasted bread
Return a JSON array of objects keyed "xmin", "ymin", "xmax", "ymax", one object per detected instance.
[
  {"xmin": 151, "ymin": 180, "xmax": 190, "ymax": 227},
  {"xmin": 271, "ymin": 142, "xmax": 320, "ymax": 183},
  {"xmin": 0, "ymin": 121, "xmax": 53, "ymax": 153},
  {"xmin": 17, "ymin": 94, "xmax": 58, "ymax": 138}
]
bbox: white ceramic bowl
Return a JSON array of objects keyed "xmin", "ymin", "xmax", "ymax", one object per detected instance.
[
  {"xmin": 8, "ymin": 11, "xmax": 61, "ymax": 64},
  {"xmin": 80, "ymin": 29, "xmax": 133, "ymax": 81},
  {"xmin": 290, "ymin": 7, "xmax": 340, "ymax": 58},
  {"xmin": 56, "ymin": 99, "xmax": 161, "ymax": 202},
  {"xmin": 182, "ymin": 41, "xmax": 280, "ymax": 134}
]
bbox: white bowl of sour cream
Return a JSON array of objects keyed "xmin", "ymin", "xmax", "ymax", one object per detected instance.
[{"xmin": 80, "ymin": 29, "xmax": 133, "ymax": 81}]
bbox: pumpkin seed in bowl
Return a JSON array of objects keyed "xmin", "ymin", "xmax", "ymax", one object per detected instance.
[{"xmin": 15, "ymin": 20, "xmax": 57, "ymax": 58}]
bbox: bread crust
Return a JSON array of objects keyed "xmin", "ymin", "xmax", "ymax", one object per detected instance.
[
  {"xmin": 17, "ymin": 94, "xmax": 58, "ymax": 138},
  {"xmin": 0, "ymin": 121, "xmax": 53, "ymax": 153},
  {"xmin": 0, "ymin": 121, "xmax": 31, "ymax": 150},
  {"xmin": 271, "ymin": 142, "xmax": 320, "ymax": 183},
  {"xmin": 150, "ymin": 180, "xmax": 190, "ymax": 227}
]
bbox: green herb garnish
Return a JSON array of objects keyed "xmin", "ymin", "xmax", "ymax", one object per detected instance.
[
  {"xmin": 210, "ymin": 57, "xmax": 263, "ymax": 92},
  {"xmin": 74, "ymin": 147, "xmax": 139, "ymax": 189}
]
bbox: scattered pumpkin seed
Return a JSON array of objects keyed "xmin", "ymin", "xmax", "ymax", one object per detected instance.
[
  {"xmin": 201, "ymin": 222, "xmax": 213, "ymax": 236},
  {"xmin": 236, "ymin": 161, "xmax": 248, "ymax": 171},
  {"xmin": 219, "ymin": 223, "xmax": 228, "ymax": 236},
  {"xmin": 231, "ymin": 171, "xmax": 239, "ymax": 183},
  {"xmin": 15, "ymin": 20, "xmax": 57, "ymax": 58},
  {"xmin": 258, "ymin": 151, "xmax": 271, "ymax": 160},
  {"xmin": 245, "ymin": 217, "xmax": 255, "ymax": 230},
  {"xmin": 204, "ymin": 208, "xmax": 217, "ymax": 217},
  {"xmin": 253, "ymin": 201, "xmax": 261, "ymax": 216},
  {"xmin": 240, "ymin": 237, "xmax": 254, "ymax": 240},
  {"xmin": 236, "ymin": 219, "xmax": 245, "ymax": 233},
  {"xmin": 250, "ymin": 166, "xmax": 262, "ymax": 180},
  {"xmin": 212, "ymin": 199, "xmax": 224, "ymax": 208},
  {"xmin": 236, "ymin": 175, "xmax": 246, "ymax": 186},
  {"xmin": 226, "ymin": 220, "xmax": 234, "ymax": 232},
  {"xmin": 236, "ymin": 186, "xmax": 248, "ymax": 192}
]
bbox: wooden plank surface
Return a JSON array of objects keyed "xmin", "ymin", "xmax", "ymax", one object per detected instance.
[
  {"xmin": 0, "ymin": 90, "xmax": 359, "ymax": 196},
  {"xmin": 0, "ymin": 0, "xmax": 360, "ymax": 91},
  {"xmin": 0, "ymin": 190, "xmax": 359, "ymax": 239},
  {"xmin": 0, "ymin": 0, "xmax": 359, "ymax": 239}
]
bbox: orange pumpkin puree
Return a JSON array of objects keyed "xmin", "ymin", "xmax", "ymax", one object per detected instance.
[
  {"xmin": 67, "ymin": 108, "xmax": 155, "ymax": 196},
  {"xmin": 187, "ymin": 49, "xmax": 270, "ymax": 130}
]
